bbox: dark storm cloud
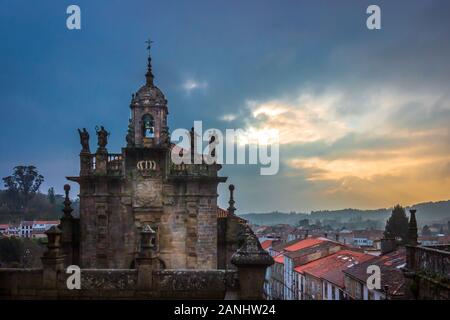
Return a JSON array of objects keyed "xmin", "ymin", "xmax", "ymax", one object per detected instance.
[{"xmin": 0, "ymin": 0, "xmax": 449, "ymax": 212}]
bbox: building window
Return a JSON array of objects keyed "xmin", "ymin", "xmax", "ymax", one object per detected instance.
[{"xmin": 142, "ymin": 114, "xmax": 154, "ymax": 138}]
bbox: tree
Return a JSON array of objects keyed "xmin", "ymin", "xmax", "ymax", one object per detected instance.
[
  {"xmin": 47, "ymin": 187, "xmax": 56, "ymax": 204},
  {"xmin": 0, "ymin": 237, "xmax": 23, "ymax": 266},
  {"xmin": 296, "ymin": 219, "xmax": 309, "ymax": 228},
  {"xmin": 2, "ymin": 166, "xmax": 44, "ymax": 211},
  {"xmin": 384, "ymin": 204, "xmax": 409, "ymax": 243}
]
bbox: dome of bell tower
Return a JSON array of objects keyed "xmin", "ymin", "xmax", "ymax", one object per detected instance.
[
  {"xmin": 133, "ymin": 84, "xmax": 167, "ymax": 106},
  {"xmin": 127, "ymin": 40, "xmax": 170, "ymax": 148}
]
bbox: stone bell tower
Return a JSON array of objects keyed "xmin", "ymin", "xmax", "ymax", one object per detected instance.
[
  {"xmin": 68, "ymin": 43, "xmax": 226, "ymax": 270},
  {"xmin": 126, "ymin": 40, "xmax": 169, "ymax": 148}
]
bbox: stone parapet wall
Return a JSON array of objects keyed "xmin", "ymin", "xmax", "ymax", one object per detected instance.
[
  {"xmin": 407, "ymin": 245, "xmax": 450, "ymax": 278},
  {"xmin": 0, "ymin": 268, "xmax": 238, "ymax": 300},
  {"xmin": 404, "ymin": 244, "xmax": 450, "ymax": 300}
]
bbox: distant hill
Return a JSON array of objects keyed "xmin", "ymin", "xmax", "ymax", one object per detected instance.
[
  {"xmin": 241, "ymin": 211, "xmax": 310, "ymax": 226},
  {"xmin": 0, "ymin": 190, "xmax": 79, "ymax": 223},
  {"xmin": 241, "ymin": 200, "xmax": 450, "ymax": 226}
]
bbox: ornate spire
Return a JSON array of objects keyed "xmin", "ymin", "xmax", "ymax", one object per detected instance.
[
  {"xmin": 62, "ymin": 184, "xmax": 73, "ymax": 219},
  {"xmin": 145, "ymin": 39, "xmax": 154, "ymax": 86},
  {"xmin": 227, "ymin": 184, "xmax": 236, "ymax": 215},
  {"xmin": 231, "ymin": 225, "xmax": 274, "ymax": 267},
  {"xmin": 408, "ymin": 208, "xmax": 418, "ymax": 246}
]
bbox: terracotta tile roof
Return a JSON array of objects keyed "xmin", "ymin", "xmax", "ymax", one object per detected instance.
[
  {"xmin": 285, "ymin": 237, "xmax": 328, "ymax": 252},
  {"xmin": 272, "ymin": 236, "xmax": 338, "ymax": 256},
  {"xmin": 272, "ymin": 238, "xmax": 300, "ymax": 252},
  {"xmin": 0, "ymin": 224, "xmax": 9, "ymax": 229},
  {"xmin": 438, "ymin": 235, "xmax": 450, "ymax": 244},
  {"xmin": 343, "ymin": 248, "xmax": 406, "ymax": 296},
  {"xmin": 261, "ymin": 240, "xmax": 273, "ymax": 250},
  {"xmin": 284, "ymin": 241, "xmax": 341, "ymax": 259},
  {"xmin": 295, "ymin": 250, "xmax": 374, "ymax": 288},
  {"xmin": 274, "ymin": 254, "xmax": 284, "ymax": 265}
]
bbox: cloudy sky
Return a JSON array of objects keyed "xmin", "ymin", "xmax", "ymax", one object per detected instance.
[{"xmin": 1, "ymin": 0, "xmax": 449, "ymax": 213}]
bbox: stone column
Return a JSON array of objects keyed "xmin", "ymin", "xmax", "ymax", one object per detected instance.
[
  {"xmin": 80, "ymin": 152, "xmax": 92, "ymax": 176},
  {"xmin": 231, "ymin": 226, "xmax": 274, "ymax": 300},
  {"xmin": 404, "ymin": 209, "xmax": 419, "ymax": 299},
  {"xmin": 95, "ymin": 150, "xmax": 108, "ymax": 175},
  {"xmin": 94, "ymin": 126, "xmax": 109, "ymax": 175},
  {"xmin": 136, "ymin": 225, "xmax": 156, "ymax": 290},
  {"xmin": 41, "ymin": 226, "xmax": 65, "ymax": 289},
  {"xmin": 185, "ymin": 191, "xmax": 199, "ymax": 268},
  {"xmin": 60, "ymin": 184, "xmax": 74, "ymax": 266}
]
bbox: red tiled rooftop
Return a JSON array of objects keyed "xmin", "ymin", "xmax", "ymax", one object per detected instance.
[
  {"xmin": 261, "ymin": 240, "xmax": 273, "ymax": 250},
  {"xmin": 284, "ymin": 237, "xmax": 328, "ymax": 252},
  {"xmin": 294, "ymin": 249, "xmax": 374, "ymax": 288},
  {"xmin": 274, "ymin": 254, "xmax": 284, "ymax": 264},
  {"xmin": 343, "ymin": 248, "xmax": 406, "ymax": 296}
]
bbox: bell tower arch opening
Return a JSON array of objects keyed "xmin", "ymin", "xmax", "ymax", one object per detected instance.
[
  {"xmin": 142, "ymin": 114, "xmax": 155, "ymax": 138},
  {"xmin": 128, "ymin": 41, "xmax": 169, "ymax": 148}
]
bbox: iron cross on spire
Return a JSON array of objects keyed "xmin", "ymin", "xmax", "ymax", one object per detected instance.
[{"xmin": 145, "ymin": 39, "xmax": 154, "ymax": 52}]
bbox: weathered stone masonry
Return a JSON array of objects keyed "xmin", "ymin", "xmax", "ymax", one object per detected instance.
[
  {"xmin": 67, "ymin": 50, "xmax": 226, "ymax": 270},
  {"xmin": 0, "ymin": 46, "xmax": 274, "ymax": 300}
]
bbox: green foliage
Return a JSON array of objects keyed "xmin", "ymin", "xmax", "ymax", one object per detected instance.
[
  {"xmin": 0, "ymin": 190, "xmax": 68, "ymax": 223},
  {"xmin": 47, "ymin": 187, "xmax": 56, "ymax": 204},
  {"xmin": 0, "ymin": 237, "xmax": 23, "ymax": 264},
  {"xmin": 0, "ymin": 237, "xmax": 45, "ymax": 268},
  {"xmin": 0, "ymin": 165, "xmax": 79, "ymax": 223},
  {"xmin": 384, "ymin": 204, "xmax": 409, "ymax": 243},
  {"xmin": 2, "ymin": 165, "xmax": 44, "ymax": 211},
  {"xmin": 296, "ymin": 219, "xmax": 309, "ymax": 227}
]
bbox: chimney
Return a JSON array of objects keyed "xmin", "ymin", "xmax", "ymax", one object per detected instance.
[
  {"xmin": 408, "ymin": 209, "xmax": 418, "ymax": 246},
  {"xmin": 335, "ymin": 233, "xmax": 339, "ymax": 242}
]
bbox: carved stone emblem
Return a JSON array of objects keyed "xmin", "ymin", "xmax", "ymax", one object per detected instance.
[
  {"xmin": 137, "ymin": 160, "xmax": 157, "ymax": 171},
  {"xmin": 134, "ymin": 179, "xmax": 162, "ymax": 207}
]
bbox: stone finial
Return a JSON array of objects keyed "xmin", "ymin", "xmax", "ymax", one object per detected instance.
[
  {"xmin": 41, "ymin": 225, "xmax": 65, "ymax": 288},
  {"xmin": 142, "ymin": 224, "xmax": 156, "ymax": 234},
  {"xmin": 136, "ymin": 224, "xmax": 157, "ymax": 290},
  {"xmin": 62, "ymin": 184, "xmax": 73, "ymax": 219},
  {"xmin": 231, "ymin": 225, "xmax": 274, "ymax": 267},
  {"xmin": 44, "ymin": 226, "xmax": 63, "ymax": 258},
  {"xmin": 145, "ymin": 39, "xmax": 155, "ymax": 86},
  {"xmin": 227, "ymin": 184, "xmax": 236, "ymax": 216},
  {"xmin": 139, "ymin": 224, "xmax": 156, "ymax": 259},
  {"xmin": 231, "ymin": 225, "xmax": 274, "ymax": 300},
  {"xmin": 408, "ymin": 209, "xmax": 418, "ymax": 246}
]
